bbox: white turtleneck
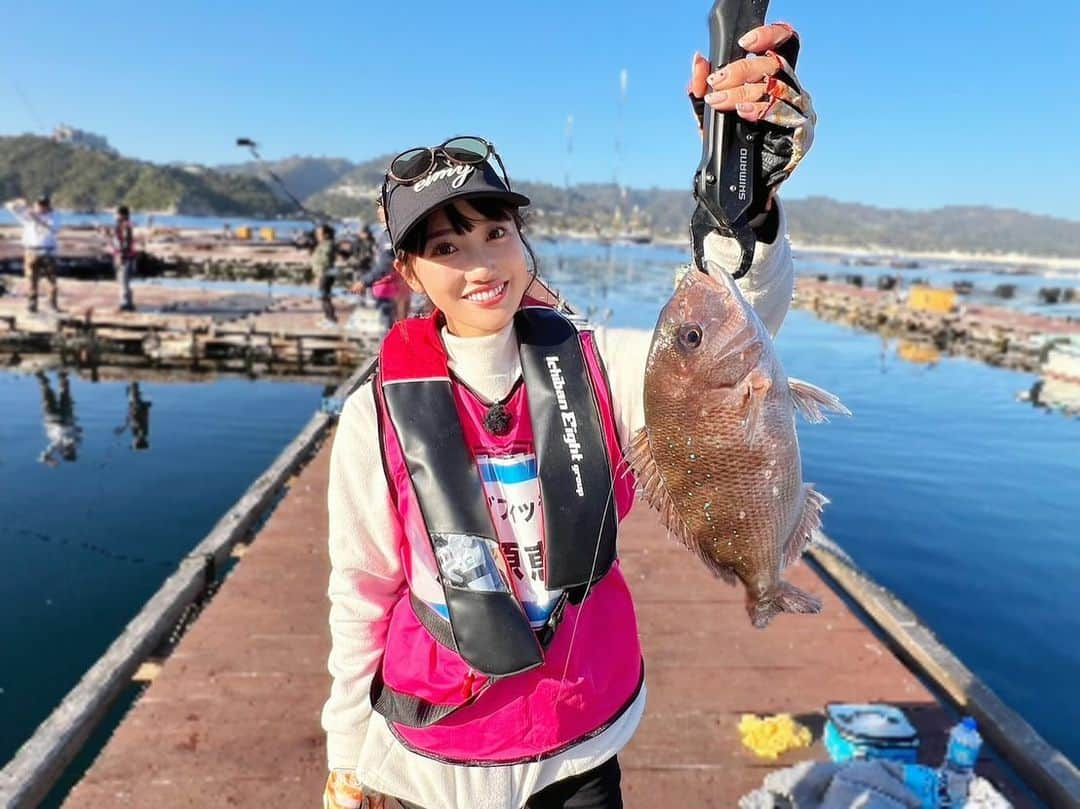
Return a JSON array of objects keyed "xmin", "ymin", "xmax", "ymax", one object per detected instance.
[
  {"xmin": 441, "ymin": 321, "xmax": 522, "ymax": 404},
  {"xmin": 322, "ymin": 205, "xmax": 794, "ymax": 809}
]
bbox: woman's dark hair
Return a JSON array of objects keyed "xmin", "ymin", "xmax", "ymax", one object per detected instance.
[{"xmin": 395, "ymin": 197, "xmax": 537, "ymax": 275}]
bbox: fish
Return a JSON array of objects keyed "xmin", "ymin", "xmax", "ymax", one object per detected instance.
[{"xmin": 625, "ymin": 266, "xmax": 849, "ymax": 628}]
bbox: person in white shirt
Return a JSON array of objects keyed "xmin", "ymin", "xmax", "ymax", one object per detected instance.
[{"xmin": 5, "ymin": 195, "xmax": 60, "ymax": 313}]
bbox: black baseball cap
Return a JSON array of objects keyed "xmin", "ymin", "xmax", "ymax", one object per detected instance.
[{"xmin": 383, "ymin": 157, "xmax": 530, "ymax": 251}]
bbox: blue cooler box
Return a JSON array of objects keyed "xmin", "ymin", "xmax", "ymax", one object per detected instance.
[{"xmin": 824, "ymin": 703, "xmax": 920, "ymax": 763}]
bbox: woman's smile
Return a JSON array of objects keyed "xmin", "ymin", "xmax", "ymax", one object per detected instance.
[{"xmin": 463, "ymin": 281, "xmax": 509, "ymax": 306}]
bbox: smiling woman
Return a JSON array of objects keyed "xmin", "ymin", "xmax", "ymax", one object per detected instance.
[
  {"xmin": 320, "ymin": 24, "xmax": 814, "ymax": 804},
  {"xmin": 393, "ymin": 197, "xmax": 539, "ymax": 338}
]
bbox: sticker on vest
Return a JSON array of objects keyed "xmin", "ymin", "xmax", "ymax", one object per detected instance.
[
  {"xmin": 477, "ymin": 454, "xmax": 561, "ymax": 628},
  {"xmin": 432, "ymin": 534, "xmax": 509, "ymax": 594}
]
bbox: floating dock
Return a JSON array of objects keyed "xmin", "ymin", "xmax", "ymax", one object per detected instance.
[
  {"xmin": 793, "ymin": 278, "xmax": 1080, "ymax": 373},
  {"xmin": 1, "ymin": 226, "xmax": 317, "ymax": 284},
  {"xmin": 4, "ymin": 411, "xmax": 1075, "ymax": 807},
  {"xmin": 0, "ymin": 277, "xmax": 381, "ymax": 378}
]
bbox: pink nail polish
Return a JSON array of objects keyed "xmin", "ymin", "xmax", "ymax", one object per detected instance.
[{"xmin": 739, "ymin": 31, "xmax": 757, "ymax": 47}]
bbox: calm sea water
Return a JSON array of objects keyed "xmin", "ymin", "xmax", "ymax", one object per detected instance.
[
  {"xmin": 0, "ymin": 208, "xmax": 312, "ymax": 236},
  {"xmin": 536, "ymin": 239, "xmax": 1080, "ymax": 763},
  {"xmin": 0, "ymin": 373, "xmax": 325, "ymax": 767},
  {"xmin": 1, "ymin": 237, "xmax": 1076, "ymax": 781}
]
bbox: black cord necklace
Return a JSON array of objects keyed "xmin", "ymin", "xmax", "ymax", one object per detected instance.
[{"xmin": 482, "ymin": 401, "xmax": 513, "ymax": 436}]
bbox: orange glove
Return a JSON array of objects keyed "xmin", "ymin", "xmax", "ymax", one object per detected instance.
[{"xmin": 323, "ymin": 770, "xmax": 387, "ymax": 809}]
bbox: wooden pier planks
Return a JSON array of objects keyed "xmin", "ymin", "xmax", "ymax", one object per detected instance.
[{"xmin": 56, "ymin": 430, "xmax": 1042, "ymax": 808}]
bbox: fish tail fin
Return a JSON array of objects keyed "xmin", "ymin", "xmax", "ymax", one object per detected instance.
[
  {"xmin": 749, "ymin": 582, "xmax": 823, "ymax": 629},
  {"xmin": 782, "ymin": 484, "xmax": 829, "ymax": 568},
  {"xmin": 788, "ymin": 378, "xmax": 851, "ymax": 423}
]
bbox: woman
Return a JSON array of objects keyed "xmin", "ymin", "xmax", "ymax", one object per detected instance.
[{"xmin": 323, "ymin": 22, "xmax": 815, "ymax": 809}]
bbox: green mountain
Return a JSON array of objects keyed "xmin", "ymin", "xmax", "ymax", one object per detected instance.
[
  {"xmin": 0, "ymin": 135, "xmax": 290, "ymax": 216},
  {"xmin": 303, "ymin": 156, "xmax": 393, "ymax": 219},
  {"xmin": 6, "ymin": 134, "xmax": 1078, "ymax": 258},
  {"xmin": 216, "ymin": 155, "xmax": 356, "ymax": 202},
  {"xmin": 782, "ymin": 197, "xmax": 1080, "ymax": 258}
]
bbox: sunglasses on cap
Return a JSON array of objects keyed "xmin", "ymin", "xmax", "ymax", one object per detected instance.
[
  {"xmin": 386, "ymin": 135, "xmax": 505, "ymax": 184},
  {"xmin": 380, "ymin": 135, "xmax": 530, "ymax": 250}
]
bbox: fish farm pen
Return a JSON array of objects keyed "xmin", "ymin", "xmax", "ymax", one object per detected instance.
[
  {"xmin": 793, "ymin": 278, "xmax": 1080, "ymax": 373},
  {"xmin": 0, "ymin": 278, "xmax": 383, "ymax": 378}
]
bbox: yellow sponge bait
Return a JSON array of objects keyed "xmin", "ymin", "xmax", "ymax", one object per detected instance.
[{"xmin": 738, "ymin": 713, "xmax": 813, "ymax": 760}]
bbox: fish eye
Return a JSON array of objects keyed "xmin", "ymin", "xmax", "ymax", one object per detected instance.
[{"xmin": 678, "ymin": 323, "xmax": 704, "ymax": 350}]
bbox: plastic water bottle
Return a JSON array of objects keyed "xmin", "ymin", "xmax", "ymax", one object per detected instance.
[{"xmin": 939, "ymin": 717, "xmax": 982, "ymax": 806}]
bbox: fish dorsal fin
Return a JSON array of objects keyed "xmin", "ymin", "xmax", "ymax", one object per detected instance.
[
  {"xmin": 782, "ymin": 484, "xmax": 829, "ymax": 568},
  {"xmin": 788, "ymin": 378, "xmax": 851, "ymax": 424},
  {"xmin": 624, "ymin": 427, "xmax": 697, "ymax": 553}
]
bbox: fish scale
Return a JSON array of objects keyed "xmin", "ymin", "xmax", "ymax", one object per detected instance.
[{"xmin": 627, "ymin": 267, "xmax": 848, "ymax": 627}]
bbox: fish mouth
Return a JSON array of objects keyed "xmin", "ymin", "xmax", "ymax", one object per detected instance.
[{"xmin": 678, "ymin": 265, "xmax": 735, "ymax": 300}]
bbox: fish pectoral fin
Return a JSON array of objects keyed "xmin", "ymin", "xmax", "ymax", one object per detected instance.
[
  {"xmin": 788, "ymin": 378, "xmax": 852, "ymax": 424},
  {"xmin": 624, "ymin": 427, "xmax": 696, "ymax": 552},
  {"xmin": 782, "ymin": 484, "xmax": 829, "ymax": 568},
  {"xmin": 742, "ymin": 368, "xmax": 772, "ymax": 445}
]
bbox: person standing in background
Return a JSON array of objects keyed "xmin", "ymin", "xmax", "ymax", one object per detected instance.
[
  {"xmin": 350, "ymin": 202, "xmax": 409, "ymax": 332},
  {"xmin": 313, "ymin": 223, "xmax": 339, "ymax": 326},
  {"xmin": 5, "ymin": 196, "xmax": 59, "ymax": 313},
  {"xmin": 111, "ymin": 205, "xmax": 137, "ymax": 312}
]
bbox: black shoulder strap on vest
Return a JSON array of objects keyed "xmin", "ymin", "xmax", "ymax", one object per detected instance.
[
  {"xmin": 378, "ymin": 308, "xmax": 618, "ymax": 678},
  {"xmin": 381, "ymin": 376, "xmax": 544, "ymax": 677},
  {"xmin": 516, "ymin": 307, "xmax": 618, "ymax": 588}
]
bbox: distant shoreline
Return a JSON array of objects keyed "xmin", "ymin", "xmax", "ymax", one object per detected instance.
[
  {"xmin": 3, "ymin": 213, "xmax": 1080, "ymax": 275},
  {"xmin": 648, "ymin": 233, "xmax": 1080, "ymax": 273},
  {"xmin": 790, "ymin": 240, "xmax": 1080, "ymax": 273}
]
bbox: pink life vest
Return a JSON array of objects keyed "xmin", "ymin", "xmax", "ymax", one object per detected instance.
[
  {"xmin": 370, "ymin": 271, "xmax": 404, "ymax": 300},
  {"xmin": 371, "ymin": 302, "xmax": 642, "ymax": 764}
]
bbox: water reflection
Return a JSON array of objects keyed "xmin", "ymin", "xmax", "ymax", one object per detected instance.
[
  {"xmin": 1019, "ymin": 378, "xmax": 1080, "ymax": 417},
  {"xmin": 896, "ymin": 340, "xmax": 941, "ymax": 368},
  {"xmin": 32, "ymin": 372, "xmax": 156, "ymax": 463},
  {"xmin": 113, "ymin": 382, "xmax": 152, "ymax": 450},
  {"xmin": 36, "ymin": 371, "xmax": 83, "ymax": 466}
]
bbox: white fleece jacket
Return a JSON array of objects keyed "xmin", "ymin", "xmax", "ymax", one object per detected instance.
[{"xmin": 322, "ymin": 204, "xmax": 795, "ymax": 809}]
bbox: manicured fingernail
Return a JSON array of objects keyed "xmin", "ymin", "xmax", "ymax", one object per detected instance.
[
  {"xmin": 736, "ymin": 102, "xmax": 755, "ymax": 114},
  {"xmin": 707, "ymin": 70, "xmax": 727, "ymax": 86},
  {"xmin": 705, "ymin": 91, "xmax": 728, "ymax": 104},
  {"xmin": 738, "ymin": 31, "xmax": 758, "ymax": 47}
]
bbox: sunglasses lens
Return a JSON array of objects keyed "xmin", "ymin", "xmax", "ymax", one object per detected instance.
[
  {"xmin": 442, "ymin": 137, "xmax": 489, "ymax": 164},
  {"xmin": 391, "ymin": 148, "xmax": 434, "ymax": 181}
]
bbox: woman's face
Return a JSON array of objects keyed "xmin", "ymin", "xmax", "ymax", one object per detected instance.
[{"xmin": 396, "ymin": 200, "xmax": 530, "ymax": 338}]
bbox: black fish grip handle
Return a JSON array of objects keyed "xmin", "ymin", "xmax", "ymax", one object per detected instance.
[{"xmin": 692, "ymin": 0, "xmax": 804, "ymax": 279}]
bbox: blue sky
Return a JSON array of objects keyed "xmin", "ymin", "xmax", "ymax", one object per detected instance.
[{"xmin": 3, "ymin": 0, "xmax": 1078, "ymax": 219}]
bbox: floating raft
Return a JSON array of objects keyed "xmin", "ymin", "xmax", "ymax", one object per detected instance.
[
  {"xmin": 4, "ymin": 420, "xmax": 1074, "ymax": 806},
  {"xmin": 794, "ymin": 278, "xmax": 1080, "ymax": 373},
  {"xmin": 0, "ymin": 277, "xmax": 382, "ymax": 377}
]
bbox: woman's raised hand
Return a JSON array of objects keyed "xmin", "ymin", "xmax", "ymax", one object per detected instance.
[{"xmin": 687, "ymin": 22, "xmax": 816, "ymax": 189}]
